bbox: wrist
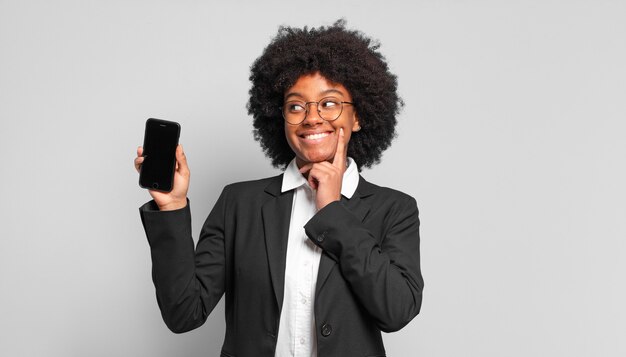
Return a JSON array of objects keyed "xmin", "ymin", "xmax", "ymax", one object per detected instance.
[
  {"xmin": 158, "ymin": 199, "xmax": 187, "ymax": 211},
  {"xmin": 316, "ymin": 195, "xmax": 341, "ymax": 211}
]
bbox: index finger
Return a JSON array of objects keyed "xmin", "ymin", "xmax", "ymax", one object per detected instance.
[{"xmin": 332, "ymin": 128, "xmax": 347, "ymax": 169}]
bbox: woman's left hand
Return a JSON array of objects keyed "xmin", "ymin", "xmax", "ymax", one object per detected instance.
[{"xmin": 299, "ymin": 128, "xmax": 347, "ymax": 210}]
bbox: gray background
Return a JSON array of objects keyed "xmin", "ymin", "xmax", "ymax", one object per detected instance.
[{"xmin": 1, "ymin": 0, "xmax": 624, "ymax": 356}]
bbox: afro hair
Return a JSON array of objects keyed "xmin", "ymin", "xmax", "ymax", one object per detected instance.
[{"xmin": 247, "ymin": 19, "xmax": 403, "ymax": 170}]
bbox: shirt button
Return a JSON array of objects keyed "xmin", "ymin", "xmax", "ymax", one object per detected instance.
[
  {"xmin": 321, "ymin": 323, "xmax": 332, "ymax": 337},
  {"xmin": 301, "ymin": 298, "xmax": 307, "ymax": 304},
  {"xmin": 300, "ymin": 338, "xmax": 305, "ymax": 345}
]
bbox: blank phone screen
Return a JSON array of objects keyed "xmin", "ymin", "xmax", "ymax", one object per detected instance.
[{"xmin": 139, "ymin": 119, "xmax": 180, "ymax": 192}]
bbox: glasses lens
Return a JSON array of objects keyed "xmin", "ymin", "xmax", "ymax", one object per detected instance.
[
  {"xmin": 281, "ymin": 98, "xmax": 344, "ymax": 124},
  {"xmin": 283, "ymin": 101, "xmax": 306, "ymax": 124},
  {"xmin": 319, "ymin": 98, "xmax": 342, "ymax": 121}
]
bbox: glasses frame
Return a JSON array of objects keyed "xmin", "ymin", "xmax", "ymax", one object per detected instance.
[{"xmin": 281, "ymin": 97, "xmax": 354, "ymax": 125}]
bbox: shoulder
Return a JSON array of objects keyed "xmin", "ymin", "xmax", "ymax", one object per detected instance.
[
  {"xmin": 358, "ymin": 176, "xmax": 416, "ymax": 202},
  {"xmin": 358, "ymin": 176, "xmax": 418, "ymax": 211},
  {"xmin": 209, "ymin": 174, "xmax": 283, "ymax": 212},
  {"xmin": 221, "ymin": 174, "xmax": 283, "ymax": 198}
]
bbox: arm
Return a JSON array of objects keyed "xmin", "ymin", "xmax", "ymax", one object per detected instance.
[
  {"xmin": 304, "ymin": 194, "xmax": 423, "ymax": 332},
  {"xmin": 139, "ymin": 187, "xmax": 229, "ymax": 333}
]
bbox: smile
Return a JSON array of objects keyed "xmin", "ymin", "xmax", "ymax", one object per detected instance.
[{"xmin": 302, "ymin": 132, "xmax": 331, "ymax": 140}]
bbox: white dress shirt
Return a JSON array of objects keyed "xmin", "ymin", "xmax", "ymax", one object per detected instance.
[{"xmin": 274, "ymin": 157, "xmax": 359, "ymax": 357}]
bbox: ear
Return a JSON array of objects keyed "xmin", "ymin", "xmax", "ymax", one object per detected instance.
[{"xmin": 351, "ymin": 113, "xmax": 361, "ymax": 132}]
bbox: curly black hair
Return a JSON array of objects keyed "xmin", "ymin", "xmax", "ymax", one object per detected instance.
[{"xmin": 247, "ymin": 19, "xmax": 403, "ymax": 170}]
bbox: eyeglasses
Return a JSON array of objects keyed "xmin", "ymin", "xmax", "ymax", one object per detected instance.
[{"xmin": 281, "ymin": 97, "xmax": 354, "ymax": 125}]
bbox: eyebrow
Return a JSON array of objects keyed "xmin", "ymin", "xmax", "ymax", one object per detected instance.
[{"xmin": 284, "ymin": 88, "xmax": 345, "ymax": 101}]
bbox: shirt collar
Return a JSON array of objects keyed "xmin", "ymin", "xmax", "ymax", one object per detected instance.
[{"xmin": 281, "ymin": 157, "xmax": 360, "ymax": 199}]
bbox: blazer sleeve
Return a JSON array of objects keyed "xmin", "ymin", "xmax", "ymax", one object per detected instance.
[
  {"xmin": 138, "ymin": 187, "xmax": 229, "ymax": 333},
  {"xmin": 304, "ymin": 194, "xmax": 423, "ymax": 332}
]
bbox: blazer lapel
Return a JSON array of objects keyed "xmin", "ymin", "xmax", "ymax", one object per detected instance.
[
  {"xmin": 261, "ymin": 175, "xmax": 294, "ymax": 311},
  {"xmin": 315, "ymin": 175, "xmax": 374, "ymax": 293}
]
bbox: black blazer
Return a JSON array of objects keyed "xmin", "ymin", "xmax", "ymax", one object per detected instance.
[{"xmin": 139, "ymin": 174, "xmax": 423, "ymax": 357}]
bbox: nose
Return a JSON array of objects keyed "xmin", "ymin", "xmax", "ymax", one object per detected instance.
[{"xmin": 302, "ymin": 102, "xmax": 323, "ymax": 125}]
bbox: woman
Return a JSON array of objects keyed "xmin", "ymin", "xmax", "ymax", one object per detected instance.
[{"xmin": 135, "ymin": 20, "xmax": 423, "ymax": 357}]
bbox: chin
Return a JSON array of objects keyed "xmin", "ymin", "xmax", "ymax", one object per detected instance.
[{"xmin": 298, "ymin": 152, "xmax": 334, "ymax": 165}]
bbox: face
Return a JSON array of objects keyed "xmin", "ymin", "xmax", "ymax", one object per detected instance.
[{"xmin": 283, "ymin": 72, "xmax": 360, "ymax": 168}]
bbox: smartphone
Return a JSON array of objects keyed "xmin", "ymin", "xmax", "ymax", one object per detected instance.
[{"xmin": 139, "ymin": 118, "xmax": 181, "ymax": 192}]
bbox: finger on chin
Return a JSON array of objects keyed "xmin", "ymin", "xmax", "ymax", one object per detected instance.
[
  {"xmin": 332, "ymin": 128, "xmax": 347, "ymax": 167},
  {"xmin": 299, "ymin": 163, "xmax": 313, "ymax": 173}
]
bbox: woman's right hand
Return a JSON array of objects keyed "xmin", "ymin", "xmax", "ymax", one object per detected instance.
[{"xmin": 134, "ymin": 144, "xmax": 190, "ymax": 211}]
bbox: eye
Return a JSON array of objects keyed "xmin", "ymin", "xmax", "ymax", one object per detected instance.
[
  {"xmin": 286, "ymin": 102, "xmax": 305, "ymax": 112},
  {"xmin": 320, "ymin": 98, "xmax": 340, "ymax": 109}
]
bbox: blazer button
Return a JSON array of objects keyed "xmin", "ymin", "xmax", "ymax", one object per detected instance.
[
  {"xmin": 321, "ymin": 323, "xmax": 332, "ymax": 337},
  {"xmin": 316, "ymin": 231, "xmax": 328, "ymax": 243}
]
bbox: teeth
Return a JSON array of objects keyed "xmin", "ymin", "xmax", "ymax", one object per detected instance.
[{"xmin": 304, "ymin": 132, "xmax": 329, "ymax": 140}]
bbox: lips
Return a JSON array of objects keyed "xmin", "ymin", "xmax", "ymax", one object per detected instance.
[
  {"xmin": 303, "ymin": 132, "xmax": 329, "ymax": 140},
  {"xmin": 299, "ymin": 131, "xmax": 334, "ymax": 141}
]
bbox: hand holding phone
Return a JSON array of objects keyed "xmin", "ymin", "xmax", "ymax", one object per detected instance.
[{"xmin": 135, "ymin": 118, "xmax": 189, "ymax": 210}]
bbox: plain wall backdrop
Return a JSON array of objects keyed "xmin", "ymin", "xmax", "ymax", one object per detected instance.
[{"xmin": 1, "ymin": 0, "xmax": 625, "ymax": 356}]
